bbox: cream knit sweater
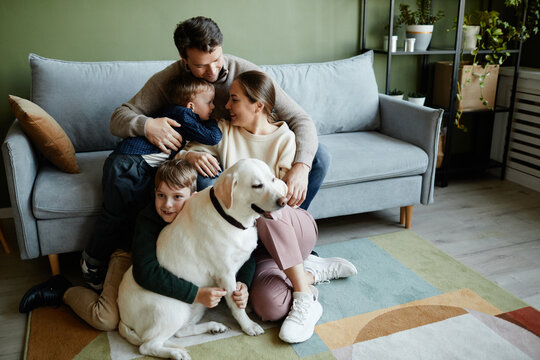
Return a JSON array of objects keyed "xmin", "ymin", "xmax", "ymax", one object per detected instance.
[{"xmin": 183, "ymin": 120, "xmax": 296, "ymax": 179}]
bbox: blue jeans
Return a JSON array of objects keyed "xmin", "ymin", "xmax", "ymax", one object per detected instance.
[{"xmin": 197, "ymin": 144, "xmax": 331, "ymax": 210}]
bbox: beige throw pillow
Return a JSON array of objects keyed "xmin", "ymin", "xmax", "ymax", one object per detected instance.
[{"xmin": 8, "ymin": 95, "xmax": 80, "ymax": 173}]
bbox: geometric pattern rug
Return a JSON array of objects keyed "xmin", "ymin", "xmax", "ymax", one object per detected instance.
[{"xmin": 24, "ymin": 230, "xmax": 540, "ymax": 359}]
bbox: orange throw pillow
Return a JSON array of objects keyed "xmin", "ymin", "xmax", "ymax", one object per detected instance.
[{"xmin": 8, "ymin": 95, "xmax": 80, "ymax": 173}]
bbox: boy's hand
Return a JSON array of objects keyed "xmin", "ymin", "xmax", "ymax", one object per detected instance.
[
  {"xmin": 232, "ymin": 282, "xmax": 249, "ymax": 309},
  {"xmin": 194, "ymin": 287, "xmax": 227, "ymax": 308},
  {"xmin": 145, "ymin": 117, "xmax": 183, "ymax": 153},
  {"xmin": 185, "ymin": 152, "xmax": 221, "ymax": 177}
]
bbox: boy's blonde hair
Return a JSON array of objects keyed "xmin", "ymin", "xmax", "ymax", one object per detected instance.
[
  {"xmin": 155, "ymin": 158, "xmax": 197, "ymax": 194},
  {"xmin": 169, "ymin": 75, "xmax": 214, "ymax": 106}
]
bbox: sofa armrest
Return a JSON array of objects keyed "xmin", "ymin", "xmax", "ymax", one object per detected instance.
[
  {"xmin": 378, "ymin": 94, "xmax": 443, "ymax": 205},
  {"xmin": 2, "ymin": 120, "xmax": 40, "ymax": 259}
]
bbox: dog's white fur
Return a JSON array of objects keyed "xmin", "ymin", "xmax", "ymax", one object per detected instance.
[{"xmin": 117, "ymin": 159, "xmax": 288, "ymax": 360}]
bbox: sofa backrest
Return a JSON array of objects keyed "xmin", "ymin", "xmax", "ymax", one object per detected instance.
[
  {"xmin": 29, "ymin": 54, "xmax": 174, "ymax": 152},
  {"xmin": 29, "ymin": 51, "xmax": 379, "ymax": 152},
  {"xmin": 261, "ymin": 51, "xmax": 379, "ymax": 135}
]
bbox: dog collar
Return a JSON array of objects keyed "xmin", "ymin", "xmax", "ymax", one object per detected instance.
[{"xmin": 209, "ymin": 187, "xmax": 248, "ymax": 230}]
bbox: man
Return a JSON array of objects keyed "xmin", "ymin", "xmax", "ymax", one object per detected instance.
[{"xmin": 110, "ymin": 16, "xmax": 330, "ymax": 209}]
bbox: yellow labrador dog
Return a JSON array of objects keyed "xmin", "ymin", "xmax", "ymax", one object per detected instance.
[{"xmin": 117, "ymin": 159, "xmax": 288, "ymax": 360}]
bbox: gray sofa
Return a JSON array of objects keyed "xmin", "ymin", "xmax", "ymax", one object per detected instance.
[{"xmin": 2, "ymin": 51, "xmax": 442, "ymax": 272}]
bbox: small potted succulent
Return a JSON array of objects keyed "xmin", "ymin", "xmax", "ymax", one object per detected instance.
[
  {"xmin": 389, "ymin": 88, "xmax": 404, "ymax": 100},
  {"xmin": 395, "ymin": 0, "xmax": 444, "ymax": 51},
  {"xmin": 407, "ymin": 91, "xmax": 426, "ymax": 106}
]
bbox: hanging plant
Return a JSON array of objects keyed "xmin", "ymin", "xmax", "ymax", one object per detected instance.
[{"xmin": 454, "ymin": 8, "xmax": 525, "ymax": 131}]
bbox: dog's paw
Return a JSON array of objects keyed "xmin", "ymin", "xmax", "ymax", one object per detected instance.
[
  {"xmin": 241, "ymin": 321, "xmax": 264, "ymax": 336},
  {"xmin": 208, "ymin": 321, "xmax": 229, "ymax": 334},
  {"xmin": 170, "ymin": 349, "xmax": 191, "ymax": 360}
]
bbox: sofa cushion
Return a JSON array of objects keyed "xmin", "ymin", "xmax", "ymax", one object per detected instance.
[
  {"xmin": 33, "ymin": 151, "xmax": 109, "ymax": 219},
  {"xmin": 8, "ymin": 95, "xmax": 80, "ymax": 173},
  {"xmin": 261, "ymin": 51, "xmax": 379, "ymax": 135},
  {"xmin": 29, "ymin": 54, "xmax": 174, "ymax": 152},
  {"xmin": 319, "ymin": 132, "xmax": 428, "ymax": 188}
]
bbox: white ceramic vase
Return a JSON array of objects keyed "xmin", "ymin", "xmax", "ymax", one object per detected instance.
[
  {"xmin": 462, "ymin": 25, "xmax": 480, "ymax": 50},
  {"xmin": 405, "ymin": 24, "xmax": 434, "ymax": 51}
]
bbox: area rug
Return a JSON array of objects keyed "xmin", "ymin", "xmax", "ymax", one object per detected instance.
[{"xmin": 24, "ymin": 230, "xmax": 540, "ymax": 359}]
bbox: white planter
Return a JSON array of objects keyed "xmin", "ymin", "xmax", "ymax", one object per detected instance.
[
  {"xmin": 462, "ymin": 25, "xmax": 480, "ymax": 50},
  {"xmin": 389, "ymin": 94, "xmax": 404, "ymax": 100},
  {"xmin": 408, "ymin": 97, "xmax": 426, "ymax": 106},
  {"xmin": 406, "ymin": 24, "xmax": 433, "ymax": 51}
]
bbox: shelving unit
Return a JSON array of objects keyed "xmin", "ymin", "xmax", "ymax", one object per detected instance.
[{"xmin": 360, "ymin": 0, "xmax": 526, "ymax": 187}]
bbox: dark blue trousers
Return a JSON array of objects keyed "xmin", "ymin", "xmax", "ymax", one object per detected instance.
[{"xmin": 84, "ymin": 153, "xmax": 156, "ymax": 262}]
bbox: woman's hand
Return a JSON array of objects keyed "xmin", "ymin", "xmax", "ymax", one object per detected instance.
[
  {"xmin": 282, "ymin": 163, "xmax": 310, "ymax": 207},
  {"xmin": 145, "ymin": 117, "xmax": 183, "ymax": 153},
  {"xmin": 184, "ymin": 151, "xmax": 221, "ymax": 178},
  {"xmin": 232, "ymin": 282, "xmax": 249, "ymax": 309},
  {"xmin": 194, "ymin": 287, "xmax": 227, "ymax": 308}
]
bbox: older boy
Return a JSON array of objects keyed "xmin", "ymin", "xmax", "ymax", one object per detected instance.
[
  {"xmin": 81, "ymin": 76, "xmax": 222, "ymax": 291},
  {"xmin": 19, "ymin": 159, "xmax": 251, "ymax": 329}
]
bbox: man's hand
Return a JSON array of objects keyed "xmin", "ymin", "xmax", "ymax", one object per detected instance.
[
  {"xmin": 194, "ymin": 287, "xmax": 227, "ymax": 308},
  {"xmin": 232, "ymin": 282, "xmax": 249, "ymax": 309},
  {"xmin": 282, "ymin": 162, "xmax": 310, "ymax": 207},
  {"xmin": 145, "ymin": 117, "xmax": 183, "ymax": 153},
  {"xmin": 184, "ymin": 151, "xmax": 221, "ymax": 178}
]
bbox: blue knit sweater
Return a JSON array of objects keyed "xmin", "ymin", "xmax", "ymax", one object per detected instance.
[{"xmin": 114, "ymin": 105, "xmax": 222, "ymax": 159}]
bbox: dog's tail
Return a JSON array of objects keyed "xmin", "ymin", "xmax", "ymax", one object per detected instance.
[{"xmin": 118, "ymin": 320, "xmax": 144, "ymax": 346}]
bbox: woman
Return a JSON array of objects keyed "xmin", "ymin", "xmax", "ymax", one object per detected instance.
[{"xmin": 181, "ymin": 71, "xmax": 357, "ymax": 344}]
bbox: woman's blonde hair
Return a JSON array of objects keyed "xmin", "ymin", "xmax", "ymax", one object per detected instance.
[
  {"xmin": 155, "ymin": 158, "xmax": 197, "ymax": 194},
  {"xmin": 235, "ymin": 70, "xmax": 277, "ymax": 122}
]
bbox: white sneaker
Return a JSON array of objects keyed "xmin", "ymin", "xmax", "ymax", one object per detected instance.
[
  {"xmin": 279, "ymin": 291, "xmax": 323, "ymax": 343},
  {"xmin": 304, "ymin": 255, "xmax": 357, "ymax": 284}
]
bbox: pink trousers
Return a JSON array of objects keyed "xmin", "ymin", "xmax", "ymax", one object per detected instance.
[{"xmin": 250, "ymin": 206, "xmax": 318, "ymax": 321}]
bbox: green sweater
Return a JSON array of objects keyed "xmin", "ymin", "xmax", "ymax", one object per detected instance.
[{"xmin": 131, "ymin": 203, "xmax": 256, "ymax": 304}]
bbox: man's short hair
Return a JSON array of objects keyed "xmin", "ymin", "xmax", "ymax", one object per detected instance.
[
  {"xmin": 174, "ymin": 16, "xmax": 223, "ymax": 59},
  {"xmin": 155, "ymin": 158, "xmax": 197, "ymax": 194}
]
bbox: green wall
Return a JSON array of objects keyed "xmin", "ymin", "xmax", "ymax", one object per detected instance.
[
  {"xmin": 0, "ymin": 0, "xmax": 360, "ymax": 208},
  {"xmin": 1, "ymin": 0, "xmax": 538, "ymax": 208}
]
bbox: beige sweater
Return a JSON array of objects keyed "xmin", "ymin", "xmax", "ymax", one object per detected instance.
[
  {"xmin": 109, "ymin": 54, "xmax": 317, "ymax": 167},
  {"xmin": 183, "ymin": 120, "xmax": 296, "ymax": 179}
]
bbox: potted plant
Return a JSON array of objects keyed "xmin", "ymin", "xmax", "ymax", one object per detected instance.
[
  {"xmin": 454, "ymin": 0, "xmax": 540, "ymax": 129},
  {"xmin": 389, "ymin": 88, "xmax": 404, "ymax": 100},
  {"xmin": 395, "ymin": 0, "xmax": 444, "ymax": 51},
  {"xmin": 462, "ymin": 13, "xmax": 481, "ymax": 50},
  {"xmin": 453, "ymin": 9, "xmax": 524, "ymax": 130},
  {"xmin": 407, "ymin": 91, "xmax": 426, "ymax": 106}
]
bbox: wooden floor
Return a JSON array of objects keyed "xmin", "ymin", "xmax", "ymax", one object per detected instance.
[{"xmin": 1, "ymin": 174, "xmax": 539, "ymax": 359}]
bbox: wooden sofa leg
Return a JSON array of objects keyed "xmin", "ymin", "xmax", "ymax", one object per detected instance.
[
  {"xmin": 48, "ymin": 254, "xmax": 61, "ymax": 275},
  {"xmin": 399, "ymin": 207, "xmax": 406, "ymax": 225},
  {"xmin": 405, "ymin": 205, "xmax": 414, "ymax": 229},
  {"xmin": 0, "ymin": 226, "xmax": 11, "ymax": 254}
]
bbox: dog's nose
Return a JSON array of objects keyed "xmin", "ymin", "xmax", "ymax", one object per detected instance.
[{"xmin": 277, "ymin": 197, "xmax": 287, "ymax": 207}]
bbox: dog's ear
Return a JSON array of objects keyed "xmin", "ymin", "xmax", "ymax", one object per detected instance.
[{"xmin": 215, "ymin": 172, "xmax": 237, "ymax": 209}]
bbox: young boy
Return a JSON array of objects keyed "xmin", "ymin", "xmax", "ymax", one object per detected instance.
[
  {"xmin": 81, "ymin": 76, "xmax": 222, "ymax": 291},
  {"xmin": 19, "ymin": 159, "xmax": 252, "ymax": 331}
]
